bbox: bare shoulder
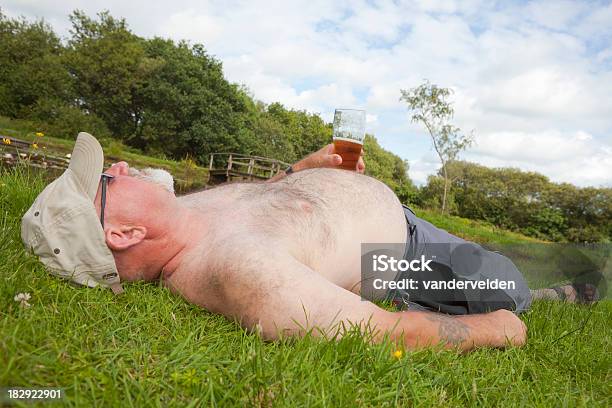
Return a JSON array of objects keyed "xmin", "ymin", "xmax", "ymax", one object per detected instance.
[
  {"xmin": 163, "ymin": 235, "xmax": 291, "ymax": 317},
  {"xmin": 178, "ymin": 182, "xmax": 260, "ymax": 209}
]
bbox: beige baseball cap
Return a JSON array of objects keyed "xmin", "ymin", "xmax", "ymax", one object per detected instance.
[{"xmin": 21, "ymin": 132, "xmax": 124, "ymax": 294}]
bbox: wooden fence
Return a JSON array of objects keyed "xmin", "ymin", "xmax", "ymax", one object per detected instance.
[
  {"xmin": 1, "ymin": 136, "xmax": 69, "ymax": 172},
  {"xmin": 208, "ymin": 153, "xmax": 289, "ymax": 184}
]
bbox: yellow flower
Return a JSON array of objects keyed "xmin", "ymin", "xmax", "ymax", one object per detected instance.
[
  {"xmin": 35, "ymin": 132, "xmax": 44, "ymax": 137},
  {"xmin": 32, "ymin": 143, "xmax": 38, "ymax": 149},
  {"xmin": 2, "ymin": 138, "xmax": 11, "ymax": 145},
  {"xmin": 393, "ymin": 349, "xmax": 403, "ymax": 359}
]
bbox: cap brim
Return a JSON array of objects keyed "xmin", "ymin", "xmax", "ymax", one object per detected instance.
[{"xmin": 68, "ymin": 132, "xmax": 104, "ymax": 201}]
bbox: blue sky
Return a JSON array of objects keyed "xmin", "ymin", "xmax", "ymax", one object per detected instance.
[{"xmin": 4, "ymin": 0, "xmax": 611, "ymax": 186}]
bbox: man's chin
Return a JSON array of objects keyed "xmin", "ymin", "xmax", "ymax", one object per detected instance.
[{"xmin": 119, "ymin": 270, "xmax": 150, "ymax": 283}]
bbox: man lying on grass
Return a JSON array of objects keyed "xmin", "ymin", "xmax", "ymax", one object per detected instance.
[{"xmin": 21, "ymin": 133, "xmax": 598, "ymax": 352}]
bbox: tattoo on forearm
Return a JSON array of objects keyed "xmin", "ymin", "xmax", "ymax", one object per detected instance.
[{"xmin": 423, "ymin": 313, "xmax": 470, "ymax": 346}]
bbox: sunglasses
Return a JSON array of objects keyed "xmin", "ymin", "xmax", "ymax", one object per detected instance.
[{"xmin": 100, "ymin": 173, "xmax": 115, "ymax": 228}]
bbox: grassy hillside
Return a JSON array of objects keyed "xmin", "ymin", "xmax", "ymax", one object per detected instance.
[
  {"xmin": 414, "ymin": 208, "xmax": 541, "ymax": 245},
  {"xmin": 0, "ymin": 116, "xmax": 209, "ymax": 193},
  {"xmin": 1, "ymin": 167, "xmax": 610, "ymax": 406}
]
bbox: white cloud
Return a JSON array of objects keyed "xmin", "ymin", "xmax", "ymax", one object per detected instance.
[
  {"xmin": 341, "ymin": 0, "xmax": 406, "ymax": 42},
  {"xmin": 162, "ymin": 9, "xmax": 223, "ymax": 44},
  {"xmin": 473, "ymin": 130, "xmax": 597, "ymax": 163},
  {"xmin": 575, "ymin": 2, "xmax": 612, "ymax": 40},
  {"xmin": 525, "ymin": 0, "xmax": 587, "ymax": 31},
  {"xmin": 409, "ymin": 153, "xmax": 441, "ymax": 185},
  {"xmin": 465, "ymin": 130, "xmax": 612, "ymax": 187}
]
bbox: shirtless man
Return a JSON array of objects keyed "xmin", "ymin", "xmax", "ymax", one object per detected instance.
[{"xmin": 22, "ymin": 132, "xmax": 533, "ymax": 351}]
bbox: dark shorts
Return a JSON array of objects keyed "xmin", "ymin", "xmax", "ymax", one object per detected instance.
[{"xmin": 387, "ymin": 206, "xmax": 532, "ymax": 315}]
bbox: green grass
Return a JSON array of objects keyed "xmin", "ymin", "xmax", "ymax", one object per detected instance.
[
  {"xmin": 1, "ymin": 168, "xmax": 611, "ymax": 406},
  {"xmin": 414, "ymin": 208, "xmax": 542, "ymax": 244}
]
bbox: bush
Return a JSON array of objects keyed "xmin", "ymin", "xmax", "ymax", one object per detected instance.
[{"xmin": 27, "ymin": 98, "xmax": 111, "ymax": 140}]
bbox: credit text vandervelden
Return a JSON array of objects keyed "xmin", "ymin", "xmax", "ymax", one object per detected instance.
[{"xmin": 371, "ymin": 254, "xmax": 516, "ymax": 291}]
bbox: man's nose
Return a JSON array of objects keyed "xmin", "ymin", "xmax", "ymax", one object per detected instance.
[{"xmin": 105, "ymin": 161, "xmax": 129, "ymax": 176}]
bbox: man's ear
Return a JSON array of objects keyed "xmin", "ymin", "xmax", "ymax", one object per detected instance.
[{"xmin": 104, "ymin": 225, "xmax": 147, "ymax": 251}]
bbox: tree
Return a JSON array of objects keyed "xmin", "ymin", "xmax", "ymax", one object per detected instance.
[
  {"xmin": 0, "ymin": 11, "xmax": 72, "ymax": 117},
  {"xmin": 65, "ymin": 10, "xmax": 147, "ymax": 139},
  {"xmin": 132, "ymin": 37, "xmax": 249, "ymax": 162},
  {"xmin": 400, "ymin": 81, "xmax": 473, "ymax": 213}
]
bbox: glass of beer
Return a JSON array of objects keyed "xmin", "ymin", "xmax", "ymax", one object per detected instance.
[{"xmin": 332, "ymin": 108, "xmax": 365, "ymax": 170}]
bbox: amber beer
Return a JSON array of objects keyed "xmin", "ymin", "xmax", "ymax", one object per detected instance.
[
  {"xmin": 333, "ymin": 138, "xmax": 363, "ymax": 170},
  {"xmin": 332, "ymin": 109, "xmax": 366, "ymax": 171}
]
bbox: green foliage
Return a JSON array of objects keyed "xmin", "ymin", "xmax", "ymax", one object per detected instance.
[
  {"xmin": 103, "ymin": 138, "xmax": 128, "ymax": 158},
  {"xmin": 263, "ymin": 102, "xmax": 331, "ymax": 162},
  {"xmin": 130, "ymin": 37, "xmax": 249, "ymax": 162},
  {"xmin": 421, "ymin": 161, "xmax": 612, "ymax": 243},
  {"xmin": 400, "ymin": 82, "xmax": 473, "ymax": 164},
  {"xmin": 0, "ymin": 12, "xmax": 72, "ymax": 117},
  {"xmin": 419, "ymin": 174, "xmax": 458, "ymax": 213},
  {"xmin": 28, "ymin": 97, "xmax": 111, "ymax": 140},
  {"xmin": 249, "ymin": 105, "xmax": 297, "ymax": 160},
  {"xmin": 64, "ymin": 11, "xmax": 147, "ymax": 139}
]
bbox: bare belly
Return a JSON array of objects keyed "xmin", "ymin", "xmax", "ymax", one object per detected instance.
[
  {"xmin": 179, "ymin": 169, "xmax": 408, "ymax": 294},
  {"xmin": 281, "ymin": 170, "xmax": 407, "ymax": 293}
]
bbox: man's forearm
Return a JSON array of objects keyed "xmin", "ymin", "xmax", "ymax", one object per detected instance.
[
  {"xmin": 267, "ymin": 161, "xmax": 308, "ymax": 183},
  {"xmin": 266, "ymin": 142, "xmax": 364, "ymax": 182},
  {"xmin": 390, "ymin": 311, "xmax": 476, "ymax": 351},
  {"xmin": 388, "ymin": 309, "xmax": 526, "ymax": 351}
]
